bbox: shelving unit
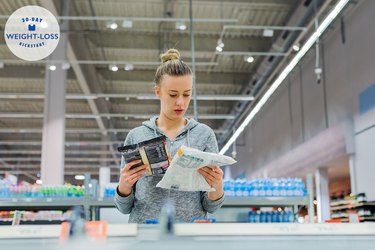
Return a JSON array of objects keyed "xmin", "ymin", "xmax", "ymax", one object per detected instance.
[
  {"xmin": 223, "ymin": 197, "xmax": 309, "ymax": 207},
  {"xmin": 0, "ymin": 196, "xmax": 312, "ymax": 223},
  {"xmin": 330, "ymin": 200, "xmax": 375, "ymax": 222}
]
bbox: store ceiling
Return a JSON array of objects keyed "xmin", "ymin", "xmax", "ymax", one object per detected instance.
[{"xmin": 0, "ymin": 0, "xmax": 336, "ymax": 183}]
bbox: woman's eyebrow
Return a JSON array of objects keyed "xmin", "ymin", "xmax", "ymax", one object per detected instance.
[{"xmin": 168, "ymin": 89, "xmax": 192, "ymax": 92}]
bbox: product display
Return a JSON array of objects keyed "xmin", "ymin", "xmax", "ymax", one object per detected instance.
[
  {"xmin": 0, "ymin": 210, "xmax": 72, "ymax": 224},
  {"xmin": 248, "ymin": 210, "xmax": 295, "ymax": 223},
  {"xmin": 0, "ymin": 180, "xmax": 85, "ymax": 198},
  {"xmin": 223, "ymin": 178, "xmax": 307, "ymax": 198},
  {"xmin": 330, "ymin": 193, "xmax": 375, "ymax": 222},
  {"xmin": 117, "ymin": 135, "xmax": 170, "ymax": 176},
  {"xmin": 156, "ymin": 146, "xmax": 236, "ymax": 192}
]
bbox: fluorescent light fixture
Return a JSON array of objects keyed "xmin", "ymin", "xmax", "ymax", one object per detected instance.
[
  {"xmin": 40, "ymin": 21, "xmax": 48, "ymax": 28},
  {"xmin": 219, "ymin": 0, "xmax": 349, "ymax": 155},
  {"xmin": 75, "ymin": 174, "xmax": 85, "ymax": 180},
  {"xmin": 36, "ymin": 179, "xmax": 42, "ymax": 184},
  {"xmin": 176, "ymin": 21, "xmax": 187, "ymax": 30},
  {"xmin": 0, "ymin": 61, "xmax": 4, "ymax": 69},
  {"xmin": 136, "ymin": 95, "xmax": 157, "ymax": 100},
  {"xmin": 245, "ymin": 56, "xmax": 254, "ymax": 63},
  {"xmin": 107, "ymin": 21, "xmax": 118, "ymax": 30},
  {"xmin": 263, "ymin": 29, "xmax": 274, "ymax": 37},
  {"xmin": 216, "ymin": 46, "xmax": 223, "ymax": 52},
  {"xmin": 49, "ymin": 65, "xmax": 56, "ymax": 71},
  {"xmin": 109, "ymin": 64, "xmax": 118, "ymax": 72},
  {"xmin": 124, "ymin": 63, "xmax": 134, "ymax": 71},
  {"xmin": 122, "ymin": 19, "xmax": 133, "ymax": 28},
  {"xmin": 292, "ymin": 43, "xmax": 300, "ymax": 51}
]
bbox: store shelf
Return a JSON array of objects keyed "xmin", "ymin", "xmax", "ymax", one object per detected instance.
[
  {"xmin": 0, "ymin": 197, "xmax": 308, "ymax": 208},
  {"xmin": 0, "ymin": 220, "xmax": 67, "ymax": 225},
  {"xmin": 330, "ymin": 202, "xmax": 375, "ymax": 211},
  {"xmin": 0, "ymin": 198, "xmax": 89, "ymax": 209},
  {"xmin": 0, "ymin": 197, "xmax": 114, "ymax": 208},
  {"xmin": 222, "ymin": 197, "xmax": 309, "ymax": 207}
]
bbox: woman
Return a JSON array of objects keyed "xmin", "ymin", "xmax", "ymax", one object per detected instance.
[{"xmin": 115, "ymin": 49, "xmax": 224, "ymax": 223}]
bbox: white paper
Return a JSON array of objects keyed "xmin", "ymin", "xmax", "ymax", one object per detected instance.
[{"xmin": 156, "ymin": 146, "xmax": 236, "ymax": 192}]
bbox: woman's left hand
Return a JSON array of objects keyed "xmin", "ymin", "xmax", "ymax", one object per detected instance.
[{"xmin": 198, "ymin": 166, "xmax": 224, "ymax": 200}]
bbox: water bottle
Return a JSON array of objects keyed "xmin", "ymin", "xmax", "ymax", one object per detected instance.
[
  {"xmin": 248, "ymin": 211, "xmax": 254, "ymax": 223},
  {"xmin": 265, "ymin": 179, "xmax": 273, "ymax": 197},
  {"xmin": 240, "ymin": 179, "xmax": 248, "ymax": 197},
  {"xmin": 254, "ymin": 211, "xmax": 260, "ymax": 223},
  {"xmin": 265, "ymin": 211, "xmax": 272, "ymax": 223},
  {"xmin": 259, "ymin": 211, "xmax": 267, "ymax": 223},
  {"xmin": 234, "ymin": 179, "xmax": 242, "ymax": 197},
  {"xmin": 258, "ymin": 179, "xmax": 266, "ymax": 197},
  {"xmin": 272, "ymin": 211, "xmax": 279, "ymax": 223}
]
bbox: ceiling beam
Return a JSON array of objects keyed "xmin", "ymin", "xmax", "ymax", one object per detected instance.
[
  {"xmin": 0, "ymin": 128, "xmax": 226, "ymax": 134},
  {"xmin": 0, "ymin": 113, "xmax": 235, "ymax": 120},
  {"xmin": 0, "ymin": 150, "xmax": 119, "ymax": 155},
  {"xmin": 1, "ymin": 157, "xmax": 119, "ymax": 162},
  {"xmin": 0, "ymin": 141, "xmax": 123, "ymax": 146},
  {"xmin": 0, "ymin": 93, "xmax": 254, "ymax": 101}
]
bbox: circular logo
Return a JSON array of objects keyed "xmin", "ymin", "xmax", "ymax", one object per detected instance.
[{"xmin": 4, "ymin": 6, "xmax": 60, "ymax": 61}]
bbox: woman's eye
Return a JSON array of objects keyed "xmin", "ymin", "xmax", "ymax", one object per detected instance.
[
  {"xmin": 169, "ymin": 95, "xmax": 177, "ymax": 98},
  {"xmin": 183, "ymin": 94, "xmax": 190, "ymax": 97}
]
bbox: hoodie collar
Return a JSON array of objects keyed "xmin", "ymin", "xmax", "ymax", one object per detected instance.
[{"xmin": 142, "ymin": 116, "xmax": 198, "ymax": 139}]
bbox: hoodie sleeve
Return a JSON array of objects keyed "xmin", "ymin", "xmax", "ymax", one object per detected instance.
[
  {"xmin": 201, "ymin": 127, "xmax": 225, "ymax": 214},
  {"xmin": 114, "ymin": 130, "xmax": 136, "ymax": 214}
]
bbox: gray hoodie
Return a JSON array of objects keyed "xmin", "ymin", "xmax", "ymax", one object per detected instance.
[{"xmin": 114, "ymin": 116, "xmax": 225, "ymax": 223}]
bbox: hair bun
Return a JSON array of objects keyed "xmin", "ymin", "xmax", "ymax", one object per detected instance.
[{"xmin": 160, "ymin": 49, "xmax": 180, "ymax": 63}]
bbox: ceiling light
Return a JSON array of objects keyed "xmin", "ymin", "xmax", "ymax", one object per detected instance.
[
  {"xmin": 219, "ymin": 0, "xmax": 350, "ymax": 155},
  {"xmin": 49, "ymin": 65, "xmax": 56, "ymax": 71},
  {"xmin": 292, "ymin": 43, "xmax": 300, "ymax": 51},
  {"xmin": 109, "ymin": 64, "xmax": 118, "ymax": 72},
  {"xmin": 176, "ymin": 21, "xmax": 187, "ymax": 30},
  {"xmin": 107, "ymin": 21, "xmax": 118, "ymax": 30},
  {"xmin": 62, "ymin": 62, "xmax": 70, "ymax": 70},
  {"xmin": 122, "ymin": 19, "xmax": 133, "ymax": 28},
  {"xmin": 263, "ymin": 29, "xmax": 274, "ymax": 37},
  {"xmin": 124, "ymin": 63, "xmax": 134, "ymax": 71},
  {"xmin": 0, "ymin": 62, "xmax": 4, "ymax": 69},
  {"xmin": 75, "ymin": 175, "xmax": 85, "ymax": 180},
  {"xmin": 36, "ymin": 179, "xmax": 42, "ymax": 184},
  {"xmin": 245, "ymin": 56, "xmax": 254, "ymax": 63},
  {"xmin": 216, "ymin": 46, "xmax": 223, "ymax": 52}
]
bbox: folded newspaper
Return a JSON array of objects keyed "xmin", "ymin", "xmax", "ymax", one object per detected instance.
[
  {"xmin": 117, "ymin": 136, "xmax": 170, "ymax": 176},
  {"xmin": 156, "ymin": 146, "xmax": 236, "ymax": 192}
]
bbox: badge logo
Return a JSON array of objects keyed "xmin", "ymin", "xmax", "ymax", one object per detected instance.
[{"xmin": 4, "ymin": 6, "xmax": 60, "ymax": 61}]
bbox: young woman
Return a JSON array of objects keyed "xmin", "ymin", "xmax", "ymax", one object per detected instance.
[{"xmin": 115, "ymin": 49, "xmax": 224, "ymax": 223}]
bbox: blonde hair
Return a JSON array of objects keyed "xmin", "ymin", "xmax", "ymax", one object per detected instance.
[{"xmin": 154, "ymin": 48, "xmax": 192, "ymax": 86}]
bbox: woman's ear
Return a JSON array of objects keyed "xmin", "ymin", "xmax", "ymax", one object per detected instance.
[{"xmin": 154, "ymin": 85, "xmax": 161, "ymax": 98}]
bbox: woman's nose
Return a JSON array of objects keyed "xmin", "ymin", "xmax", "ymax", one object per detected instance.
[{"xmin": 176, "ymin": 96, "xmax": 184, "ymax": 105}]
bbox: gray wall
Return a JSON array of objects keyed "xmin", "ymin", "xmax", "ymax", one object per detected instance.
[{"xmin": 231, "ymin": 0, "xmax": 375, "ymax": 178}]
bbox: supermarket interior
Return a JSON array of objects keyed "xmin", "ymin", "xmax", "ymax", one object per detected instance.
[{"xmin": 1, "ymin": 0, "xmax": 375, "ymax": 249}]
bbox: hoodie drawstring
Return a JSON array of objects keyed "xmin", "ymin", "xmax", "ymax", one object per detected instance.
[{"xmin": 187, "ymin": 129, "xmax": 190, "ymax": 147}]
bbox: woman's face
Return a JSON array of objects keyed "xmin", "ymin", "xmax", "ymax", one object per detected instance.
[{"xmin": 155, "ymin": 74, "xmax": 192, "ymax": 120}]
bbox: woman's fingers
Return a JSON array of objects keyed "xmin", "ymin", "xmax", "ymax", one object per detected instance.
[
  {"xmin": 198, "ymin": 167, "xmax": 222, "ymax": 179},
  {"xmin": 123, "ymin": 160, "xmax": 143, "ymax": 171}
]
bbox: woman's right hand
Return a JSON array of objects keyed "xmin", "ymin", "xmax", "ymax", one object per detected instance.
[{"xmin": 118, "ymin": 160, "xmax": 148, "ymax": 197}]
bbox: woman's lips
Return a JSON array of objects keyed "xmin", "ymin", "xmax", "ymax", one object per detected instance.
[{"xmin": 174, "ymin": 109, "xmax": 183, "ymax": 115}]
